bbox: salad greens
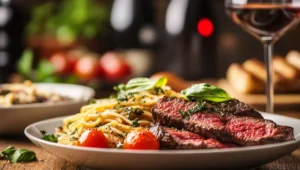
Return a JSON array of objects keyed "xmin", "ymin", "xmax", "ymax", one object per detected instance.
[
  {"xmin": 26, "ymin": 0, "xmax": 109, "ymax": 44},
  {"xmin": 181, "ymin": 83, "xmax": 233, "ymax": 103}
]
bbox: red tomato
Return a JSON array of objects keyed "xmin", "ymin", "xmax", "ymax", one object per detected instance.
[
  {"xmin": 49, "ymin": 52, "xmax": 70, "ymax": 74},
  {"xmin": 74, "ymin": 56, "xmax": 99, "ymax": 80},
  {"xmin": 123, "ymin": 129, "xmax": 160, "ymax": 150},
  {"xmin": 99, "ymin": 52, "xmax": 131, "ymax": 81},
  {"xmin": 65, "ymin": 51, "xmax": 82, "ymax": 72},
  {"xmin": 78, "ymin": 129, "xmax": 108, "ymax": 148}
]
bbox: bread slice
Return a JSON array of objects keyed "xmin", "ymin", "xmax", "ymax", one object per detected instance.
[
  {"xmin": 243, "ymin": 59, "xmax": 284, "ymax": 84},
  {"xmin": 226, "ymin": 63, "xmax": 264, "ymax": 94},
  {"xmin": 273, "ymin": 56, "xmax": 300, "ymax": 80},
  {"xmin": 286, "ymin": 51, "xmax": 300, "ymax": 71}
]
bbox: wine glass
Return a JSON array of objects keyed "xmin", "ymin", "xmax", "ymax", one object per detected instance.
[{"xmin": 225, "ymin": 0, "xmax": 300, "ymax": 113}]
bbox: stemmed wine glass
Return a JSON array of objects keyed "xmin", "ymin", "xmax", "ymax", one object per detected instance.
[{"xmin": 225, "ymin": 0, "xmax": 300, "ymax": 113}]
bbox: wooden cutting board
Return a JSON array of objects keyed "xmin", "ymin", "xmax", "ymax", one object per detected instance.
[
  {"xmin": 151, "ymin": 72, "xmax": 300, "ymax": 111},
  {"xmin": 217, "ymin": 79, "xmax": 300, "ymax": 110}
]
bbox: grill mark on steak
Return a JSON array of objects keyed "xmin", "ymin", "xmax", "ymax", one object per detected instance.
[
  {"xmin": 152, "ymin": 97, "xmax": 295, "ymax": 146},
  {"xmin": 149, "ymin": 124, "xmax": 237, "ymax": 149}
]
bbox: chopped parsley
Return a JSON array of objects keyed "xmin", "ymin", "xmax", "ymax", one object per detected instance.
[
  {"xmin": 178, "ymin": 101, "xmax": 222, "ymax": 119},
  {"xmin": 117, "ymin": 94, "xmax": 128, "ymax": 102},
  {"xmin": 178, "ymin": 110, "xmax": 189, "ymax": 119},
  {"xmin": 153, "ymin": 87, "xmax": 164, "ymax": 95},
  {"xmin": 132, "ymin": 118, "xmax": 139, "ymax": 127},
  {"xmin": 125, "ymin": 107, "xmax": 144, "ymax": 119}
]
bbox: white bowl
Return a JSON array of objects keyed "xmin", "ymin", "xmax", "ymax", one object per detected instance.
[
  {"xmin": 25, "ymin": 113, "xmax": 300, "ymax": 170},
  {"xmin": 0, "ymin": 83, "xmax": 95, "ymax": 135}
]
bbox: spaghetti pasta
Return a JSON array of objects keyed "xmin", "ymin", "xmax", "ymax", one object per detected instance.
[{"xmin": 55, "ymin": 81, "xmax": 181, "ymax": 148}]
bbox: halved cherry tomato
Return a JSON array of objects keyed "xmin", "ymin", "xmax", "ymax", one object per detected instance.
[
  {"xmin": 123, "ymin": 129, "xmax": 159, "ymax": 150},
  {"xmin": 78, "ymin": 129, "xmax": 108, "ymax": 148},
  {"xmin": 99, "ymin": 52, "xmax": 131, "ymax": 81},
  {"xmin": 74, "ymin": 55, "xmax": 99, "ymax": 80},
  {"xmin": 49, "ymin": 52, "xmax": 70, "ymax": 74}
]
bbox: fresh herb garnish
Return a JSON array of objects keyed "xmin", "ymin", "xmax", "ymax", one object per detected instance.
[
  {"xmin": 125, "ymin": 107, "xmax": 144, "ymax": 119},
  {"xmin": 179, "ymin": 101, "xmax": 223, "ymax": 119},
  {"xmin": 153, "ymin": 87, "xmax": 165, "ymax": 95},
  {"xmin": 133, "ymin": 108, "xmax": 144, "ymax": 116},
  {"xmin": 117, "ymin": 94, "xmax": 128, "ymax": 102},
  {"xmin": 41, "ymin": 135, "xmax": 58, "ymax": 143},
  {"xmin": 132, "ymin": 118, "xmax": 139, "ymax": 127},
  {"xmin": 178, "ymin": 110, "xmax": 189, "ymax": 119},
  {"xmin": 40, "ymin": 131, "xmax": 58, "ymax": 143},
  {"xmin": 1, "ymin": 146, "xmax": 37, "ymax": 163},
  {"xmin": 114, "ymin": 77, "xmax": 167, "ymax": 94},
  {"xmin": 182, "ymin": 83, "xmax": 233, "ymax": 103}
]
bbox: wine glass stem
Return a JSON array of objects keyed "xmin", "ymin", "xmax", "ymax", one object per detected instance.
[{"xmin": 264, "ymin": 43, "xmax": 274, "ymax": 113}]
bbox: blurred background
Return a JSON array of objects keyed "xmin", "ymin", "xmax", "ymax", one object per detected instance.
[{"xmin": 1, "ymin": 0, "xmax": 300, "ymax": 92}]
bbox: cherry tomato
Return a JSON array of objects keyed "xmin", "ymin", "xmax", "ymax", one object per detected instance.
[
  {"xmin": 99, "ymin": 52, "xmax": 131, "ymax": 81},
  {"xmin": 123, "ymin": 129, "xmax": 160, "ymax": 150},
  {"xmin": 78, "ymin": 129, "xmax": 108, "ymax": 148},
  {"xmin": 74, "ymin": 55, "xmax": 99, "ymax": 80},
  {"xmin": 65, "ymin": 50, "xmax": 82, "ymax": 72},
  {"xmin": 49, "ymin": 52, "xmax": 70, "ymax": 74}
]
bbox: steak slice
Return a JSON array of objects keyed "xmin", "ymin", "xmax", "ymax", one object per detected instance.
[
  {"xmin": 149, "ymin": 124, "xmax": 237, "ymax": 149},
  {"xmin": 152, "ymin": 97, "xmax": 295, "ymax": 146}
]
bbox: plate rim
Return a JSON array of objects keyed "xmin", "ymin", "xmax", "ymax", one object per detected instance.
[
  {"xmin": 24, "ymin": 112, "xmax": 300, "ymax": 155},
  {"xmin": 0, "ymin": 83, "xmax": 95, "ymax": 109}
]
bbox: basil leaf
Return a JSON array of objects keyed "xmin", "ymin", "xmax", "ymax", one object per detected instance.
[
  {"xmin": 41, "ymin": 134, "xmax": 58, "ymax": 143},
  {"xmin": 118, "ymin": 77, "xmax": 167, "ymax": 94},
  {"xmin": 10, "ymin": 149, "xmax": 37, "ymax": 163},
  {"xmin": 181, "ymin": 83, "xmax": 233, "ymax": 103},
  {"xmin": 1, "ymin": 146, "xmax": 37, "ymax": 163}
]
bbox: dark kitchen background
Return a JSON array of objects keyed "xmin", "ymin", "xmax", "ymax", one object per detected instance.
[{"xmin": 1, "ymin": 0, "xmax": 300, "ymax": 89}]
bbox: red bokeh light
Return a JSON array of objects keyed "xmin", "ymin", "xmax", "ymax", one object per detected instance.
[{"xmin": 197, "ymin": 18, "xmax": 214, "ymax": 37}]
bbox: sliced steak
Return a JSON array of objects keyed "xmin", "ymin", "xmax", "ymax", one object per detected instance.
[
  {"xmin": 149, "ymin": 124, "xmax": 237, "ymax": 149},
  {"xmin": 215, "ymin": 99, "xmax": 263, "ymax": 119},
  {"xmin": 152, "ymin": 97, "xmax": 295, "ymax": 146}
]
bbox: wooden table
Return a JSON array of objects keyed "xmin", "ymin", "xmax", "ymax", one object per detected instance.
[{"xmin": 1, "ymin": 111, "xmax": 300, "ymax": 170}]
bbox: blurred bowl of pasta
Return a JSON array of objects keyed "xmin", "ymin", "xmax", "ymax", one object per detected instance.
[{"xmin": 0, "ymin": 82, "xmax": 95, "ymax": 135}]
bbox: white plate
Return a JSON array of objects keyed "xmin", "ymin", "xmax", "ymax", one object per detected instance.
[
  {"xmin": 25, "ymin": 113, "xmax": 300, "ymax": 170},
  {"xmin": 0, "ymin": 83, "xmax": 95, "ymax": 135}
]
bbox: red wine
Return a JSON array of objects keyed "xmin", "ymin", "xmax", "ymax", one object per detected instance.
[{"xmin": 227, "ymin": 4, "xmax": 300, "ymax": 40}]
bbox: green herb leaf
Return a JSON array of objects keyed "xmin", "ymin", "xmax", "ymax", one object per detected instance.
[
  {"xmin": 132, "ymin": 118, "xmax": 139, "ymax": 127},
  {"xmin": 1, "ymin": 146, "xmax": 37, "ymax": 163},
  {"xmin": 181, "ymin": 83, "xmax": 233, "ymax": 103},
  {"xmin": 17, "ymin": 49, "xmax": 34, "ymax": 77},
  {"xmin": 41, "ymin": 134, "xmax": 58, "ymax": 143},
  {"xmin": 116, "ymin": 77, "xmax": 167, "ymax": 94}
]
